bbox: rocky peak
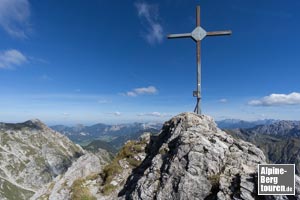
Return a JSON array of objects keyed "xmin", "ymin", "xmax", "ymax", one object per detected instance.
[
  {"xmin": 25, "ymin": 118, "xmax": 43, "ymax": 124},
  {"xmin": 0, "ymin": 119, "xmax": 84, "ymax": 199},
  {"xmin": 246, "ymin": 120, "xmax": 300, "ymax": 137},
  {"xmin": 118, "ymin": 112, "xmax": 299, "ymax": 200},
  {"xmin": 0, "ymin": 118, "xmax": 50, "ymax": 131},
  {"xmin": 24, "ymin": 119, "xmax": 50, "ymax": 130}
]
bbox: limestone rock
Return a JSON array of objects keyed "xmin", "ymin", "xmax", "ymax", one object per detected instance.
[
  {"xmin": 31, "ymin": 151, "xmax": 111, "ymax": 200},
  {"xmin": 0, "ymin": 119, "xmax": 84, "ymax": 199},
  {"xmin": 119, "ymin": 113, "xmax": 300, "ymax": 200}
]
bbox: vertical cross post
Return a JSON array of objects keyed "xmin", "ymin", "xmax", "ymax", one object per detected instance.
[
  {"xmin": 195, "ymin": 6, "xmax": 201, "ymax": 114},
  {"xmin": 167, "ymin": 5, "xmax": 232, "ymax": 115}
]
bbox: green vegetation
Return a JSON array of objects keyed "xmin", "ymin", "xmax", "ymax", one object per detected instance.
[
  {"xmin": 35, "ymin": 156, "xmax": 46, "ymax": 166},
  {"xmin": 117, "ymin": 141, "xmax": 143, "ymax": 159},
  {"xmin": 0, "ymin": 132, "xmax": 11, "ymax": 146},
  {"xmin": 70, "ymin": 178, "xmax": 96, "ymax": 200},
  {"xmin": 101, "ymin": 161, "xmax": 122, "ymax": 186},
  {"xmin": 97, "ymin": 136, "xmax": 116, "ymax": 143},
  {"xmin": 102, "ymin": 184, "xmax": 117, "ymax": 195},
  {"xmin": 82, "ymin": 139, "xmax": 118, "ymax": 154},
  {"xmin": 0, "ymin": 178, "xmax": 34, "ymax": 200},
  {"xmin": 101, "ymin": 139, "xmax": 147, "ymax": 195},
  {"xmin": 208, "ymin": 174, "xmax": 221, "ymax": 187},
  {"xmin": 86, "ymin": 173, "xmax": 100, "ymax": 181},
  {"xmin": 48, "ymin": 182, "xmax": 55, "ymax": 191},
  {"xmin": 23, "ymin": 145, "xmax": 36, "ymax": 157},
  {"xmin": 159, "ymin": 147, "xmax": 168, "ymax": 155}
]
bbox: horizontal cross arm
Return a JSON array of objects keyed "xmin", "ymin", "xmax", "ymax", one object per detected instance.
[
  {"xmin": 206, "ymin": 30, "xmax": 232, "ymax": 36},
  {"xmin": 167, "ymin": 33, "xmax": 192, "ymax": 39}
]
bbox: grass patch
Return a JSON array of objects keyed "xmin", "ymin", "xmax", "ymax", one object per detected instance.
[
  {"xmin": 101, "ymin": 162, "xmax": 122, "ymax": 185},
  {"xmin": 208, "ymin": 174, "xmax": 221, "ymax": 187},
  {"xmin": 48, "ymin": 182, "xmax": 55, "ymax": 191},
  {"xmin": 100, "ymin": 140, "xmax": 147, "ymax": 195},
  {"xmin": 71, "ymin": 178, "xmax": 96, "ymax": 200},
  {"xmin": 159, "ymin": 147, "xmax": 168, "ymax": 155},
  {"xmin": 0, "ymin": 132, "xmax": 11, "ymax": 146},
  {"xmin": 0, "ymin": 177, "xmax": 34, "ymax": 200},
  {"xmin": 102, "ymin": 184, "xmax": 117, "ymax": 195},
  {"xmin": 86, "ymin": 173, "xmax": 100, "ymax": 181}
]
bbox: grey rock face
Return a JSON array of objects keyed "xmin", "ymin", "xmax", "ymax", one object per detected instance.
[
  {"xmin": 31, "ymin": 150, "xmax": 111, "ymax": 200},
  {"xmin": 119, "ymin": 113, "xmax": 300, "ymax": 200},
  {"xmin": 0, "ymin": 119, "xmax": 84, "ymax": 199},
  {"xmin": 33, "ymin": 132, "xmax": 150, "ymax": 200},
  {"xmin": 226, "ymin": 121, "xmax": 300, "ymax": 174},
  {"xmin": 248, "ymin": 120, "xmax": 300, "ymax": 137}
]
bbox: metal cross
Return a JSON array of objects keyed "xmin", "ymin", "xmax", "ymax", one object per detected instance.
[{"xmin": 167, "ymin": 5, "xmax": 232, "ymax": 115}]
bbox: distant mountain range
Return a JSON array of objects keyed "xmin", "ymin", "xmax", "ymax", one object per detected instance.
[
  {"xmin": 216, "ymin": 118, "xmax": 278, "ymax": 129},
  {"xmin": 51, "ymin": 122, "xmax": 162, "ymax": 150},
  {"xmin": 225, "ymin": 120, "xmax": 300, "ymax": 174}
]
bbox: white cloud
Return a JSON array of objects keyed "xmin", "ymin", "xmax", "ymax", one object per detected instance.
[
  {"xmin": 135, "ymin": 2, "xmax": 164, "ymax": 45},
  {"xmin": 219, "ymin": 98, "xmax": 228, "ymax": 103},
  {"xmin": 0, "ymin": 49, "xmax": 27, "ymax": 69},
  {"xmin": 0, "ymin": 0, "xmax": 31, "ymax": 38},
  {"xmin": 138, "ymin": 112, "xmax": 170, "ymax": 117},
  {"xmin": 248, "ymin": 92, "xmax": 300, "ymax": 106},
  {"xmin": 134, "ymin": 86, "xmax": 157, "ymax": 95},
  {"xmin": 107, "ymin": 112, "xmax": 121, "ymax": 116},
  {"xmin": 126, "ymin": 91, "xmax": 137, "ymax": 97},
  {"xmin": 124, "ymin": 86, "xmax": 158, "ymax": 97}
]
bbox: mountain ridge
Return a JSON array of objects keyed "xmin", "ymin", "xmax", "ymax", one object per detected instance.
[
  {"xmin": 50, "ymin": 122, "xmax": 162, "ymax": 149},
  {"xmin": 216, "ymin": 118, "xmax": 279, "ymax": 129},
  {"xmin": 225, "ymin": 120, "xmax": 300, "ymax": 174},
  {"xmin": 0, "ymin": 119, "xmax": 85, "ymax": 199}
]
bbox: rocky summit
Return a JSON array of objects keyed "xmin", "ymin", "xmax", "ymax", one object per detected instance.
[{"xmin": 118, "ymin": 112, "xmax": 300, "ymax": 200}]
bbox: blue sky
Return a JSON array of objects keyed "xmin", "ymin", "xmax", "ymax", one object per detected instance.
[{"xmin": 0, "ymin": 0, "xmax": 300, "ymax": 125}]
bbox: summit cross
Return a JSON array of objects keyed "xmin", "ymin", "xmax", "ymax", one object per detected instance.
[{"xmin": 167, "ymin": 5, "xmax": 232, "ymax": 115}]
